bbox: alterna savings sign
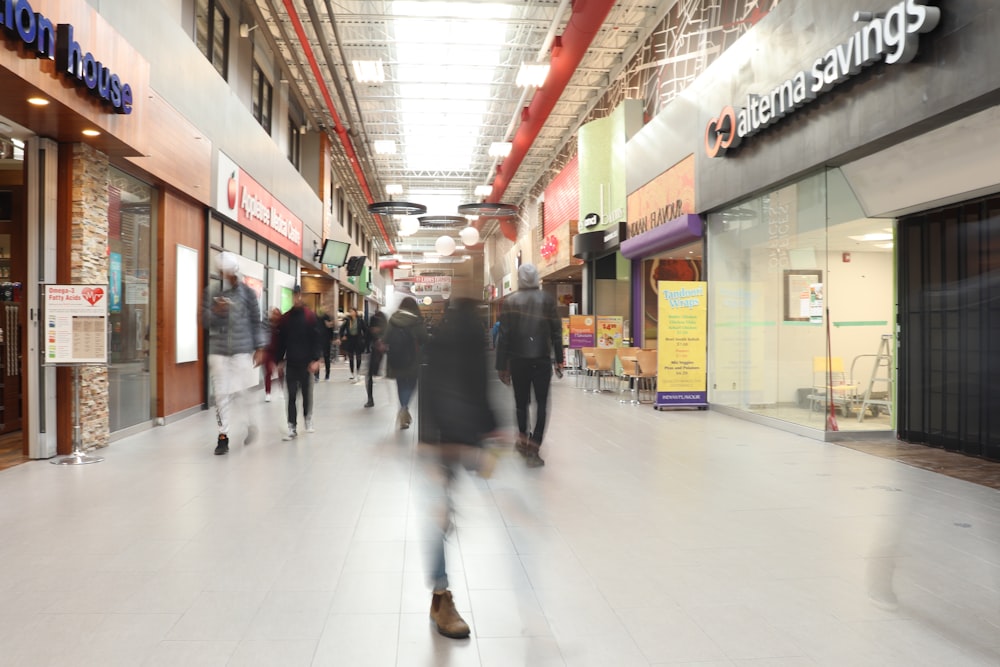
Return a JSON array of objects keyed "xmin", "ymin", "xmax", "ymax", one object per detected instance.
[
  {"xmin": 704, "ymin": 0, "xmax": 939, "ymax": 158},
  {"xmin": 0, "ymin": 0, "xmax": 134, "ymax": 113}
]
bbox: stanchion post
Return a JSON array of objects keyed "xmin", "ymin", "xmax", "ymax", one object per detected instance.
[{"xmin": 50, "ymin": 365, "xmax": 103, "ymax": 465}]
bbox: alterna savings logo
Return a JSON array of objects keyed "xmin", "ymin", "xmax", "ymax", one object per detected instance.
[{"xmin": 704, "ymin": 0, "xmax": 940, "ymax": 158}]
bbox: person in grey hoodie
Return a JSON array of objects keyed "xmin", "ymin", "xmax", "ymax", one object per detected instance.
[{"xmin": 201, "ymin": 251, "xmax": 269, "ymax": 455}]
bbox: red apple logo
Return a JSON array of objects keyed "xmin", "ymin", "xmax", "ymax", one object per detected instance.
[{"xmin": 227, "ymin": 171, "xmax": 238, "ymax": 210}]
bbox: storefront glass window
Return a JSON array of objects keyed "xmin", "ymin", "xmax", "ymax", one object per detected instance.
[
  {"xmin": 708, "ymin": 169, "xmax": 895, "ymax": 433},
  {"xmin": 108, "ymin": 169, "xmax": 156, "ymax": 432}
]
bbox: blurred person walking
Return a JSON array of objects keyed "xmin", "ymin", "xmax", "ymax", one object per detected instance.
[
  {"xmin": 339, "ymin": 307, "xmax": 368, "ymax": 381},
  {"xmin": 385, "ymin": 296, "xmax": 427, "ymax": 429},
  {"xmin": 315, "ymin": 309, "xmax": 336, "ymax": 381},
  {"xmin": 364, "ymin": 306, "xmax": 388, "ymax": 408},
  {"xmin": 421, "ymin": 295, "xmax": 497, "ymax": 638},
  {"xmin": 263, "ymin": 307, "xmax": 283, "ymax": 402},
  {"xmin": 495, "ymin": 263, "xmax": 563, "ymax": 467},
  {"xmin": 273, "ymin": 285, "xmax": 323, "ymax": 440},
  {"xmin": 201, "ymin": 251, "xmax": 268, "ymax": 455}
]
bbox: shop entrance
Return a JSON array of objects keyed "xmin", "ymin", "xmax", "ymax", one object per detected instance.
[{"xmin": 0, "ymin": 148, "xmax": 27, "ymax": 469}]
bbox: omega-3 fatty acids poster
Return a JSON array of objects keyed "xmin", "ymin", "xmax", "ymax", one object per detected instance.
[
  {"xmin": 45, "ymin": 285, "xmax": 109, "ymax": 364},
  {"xmin": 656, "ymin": 281, "xmax": 707, "ymax": 408}
]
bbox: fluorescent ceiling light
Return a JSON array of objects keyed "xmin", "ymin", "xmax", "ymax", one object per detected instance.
[
  {"xmin": 516, "ymin": 62, "xmax": 550, "ymax": 88},
  {"xmin": 474, "ymin": 185, "xmax": 493, "ymax": 197},
  {"xmin": 489, "ymin": 141, "xmax": 512, "ymax": 157},
  {"xmin": 385, "ymin": 184, "xmax": 404, "ymax": 195},
  {"xmin": 391, "ymin": 1, "xmax": 512, "ymax": 173},
  {"xmin": 374, "ymin": 140, "xmax": 397, "ymax": 155},
  {"xmin": 848, "ymin": 233, "xmax": 893, "ymax": 242},
  {"xmin": 352, "ymin": 60, "xmax": 385, "ymax": 84},
  {"xmin": 875, "ymin": 243, "xmax": 894, "ymax": 249}
]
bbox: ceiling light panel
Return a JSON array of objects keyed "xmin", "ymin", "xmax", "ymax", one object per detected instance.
[{"xmin": 391, "ymin": 1, "xmax": 513, "ymax": 175}]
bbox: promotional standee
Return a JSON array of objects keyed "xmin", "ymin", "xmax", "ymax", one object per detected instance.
[
  {"xmin": 44, "ymin": 285, "xmax": 109, "ymax": 465},
  {"xmin": 656, "ymin": 281, "xmax": 708, "ymax": 409}
]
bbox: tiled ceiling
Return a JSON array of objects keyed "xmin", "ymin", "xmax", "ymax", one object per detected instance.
[{"xmin": 249, "ymin": 0, "xmax": 666, "ymax": 256}]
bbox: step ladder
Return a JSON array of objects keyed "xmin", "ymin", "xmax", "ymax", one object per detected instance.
[{"xmin": 856, "ymin": 334, "xmax": 893, "ymax": 423}]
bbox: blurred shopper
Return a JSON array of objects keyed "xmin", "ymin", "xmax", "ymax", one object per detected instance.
[
  {"xmin": 364, "ymin": 306, "xmax": 388, "ymax": 408},
  {"xmin": 201, "ymin": 251, "xmax": 268, "ymax": 455},
  {"xmin": 316, "ymin": 309, "xmax": 336, "ymax": 381},
  {"xmin": 495, "ymin": 263, "xmax": 563, "ymax": 467},
  {"xmin": 273, "ymin": 285, "xmax": 323, "ymax": 440},
  {"xmin": 385, "ymin": 296, "xmax": 427, "ymax": 429},
  {"xmin": 420, "ymin": 295, "xmax": 498, "ymax": 638},
  {"xmin": 262, "ymin": 307, "xmax": 283, "ymax": 402},
  {"xmin": 339, "ymin": 307, "xmax": 368, "ymax": 381}
]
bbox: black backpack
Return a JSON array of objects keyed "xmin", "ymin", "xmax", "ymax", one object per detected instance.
[{"xmin": 386, "ymin": 324, "xmax": 416, "ymax": 370}]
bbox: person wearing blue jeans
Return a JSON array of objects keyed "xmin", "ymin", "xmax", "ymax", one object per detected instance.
[{"xmin": 385, "ymin": 296, "xmax": 427, "ymax": 429}]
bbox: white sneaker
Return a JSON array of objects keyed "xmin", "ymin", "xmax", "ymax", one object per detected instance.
[
  {"xmin": 305, "ymin": 418, "xmax": 315, "ymax": 433},
  {"xmin": 265, "ymin": 393, "xmax": 271, "ymax": 402},
  {"xmin": 283, "ymin": 424, "xmax": 297, "ymax": 441}
]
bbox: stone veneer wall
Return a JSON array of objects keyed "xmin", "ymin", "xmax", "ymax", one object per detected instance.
[{"xmin": 71, "ymin": 144, "xmax": 110, "ymax": 449}]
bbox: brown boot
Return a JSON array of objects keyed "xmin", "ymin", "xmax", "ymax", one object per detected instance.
[
  {"xmin": 524, "ymin": 440, "xmax": 545, "ymax": 468},
  {"xmin": 430, "ymin": 590, "xmax": 470, "ymax": 639}
]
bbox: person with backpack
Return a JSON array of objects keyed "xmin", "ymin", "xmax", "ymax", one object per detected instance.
[
  {"xmin": 272, "ymin": 285, "xmax": 323, "ymax": 440},
  {"xmin": 385, "ymin": 296, "xmax": 427, "ymax": 429}
]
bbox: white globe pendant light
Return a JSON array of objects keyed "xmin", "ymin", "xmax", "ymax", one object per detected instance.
[
  {"xmin": 459, "ymin": 225, "xmax": 480, "ymax": 246},
  {"xmin": 435, "ymin": 235, "xmax": 456, "ymax": 256}
]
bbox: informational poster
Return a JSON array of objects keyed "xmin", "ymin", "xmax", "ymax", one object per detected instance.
[
  {"xmin": 808, "ymin": 283, "xmax": 824, "ymax": 323},
  {"xmin": 568, "ymin": 315, "xmax": 595, "ymax": 348},
  {"xmin": 596, "ymin": 316, "xmax": 623, "ymax": 348},
  {"xmin": 656, "ymin": 281, "xmax": 707, "ymax": 408},
  {"xmin": 561, "ymin": 318, "xmax": 570, "ymax": 348},
  {"xmin": 45, "ymin": 285, "xmax": 109, "ymax": 364},
  {"xmin": 109, "ymin": 252, "xmax": 122, "ymax": 313}
]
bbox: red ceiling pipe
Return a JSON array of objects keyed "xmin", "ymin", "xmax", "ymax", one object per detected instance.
[
  {"xmin": 486, "ymin": 0, "xmax": 616, "ymax": 241},
  {"xmin": 282, "ymin": 0, "xmax": 395, "ymax": 253}
]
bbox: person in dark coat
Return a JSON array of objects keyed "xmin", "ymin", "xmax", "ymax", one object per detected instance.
[
  {"xmin": 272, "ymin": 285, "xmax": 323, "ymax": 440},
  {"xmin": 315, "ymin": 309, "xmax": 336, "ymax": 381},
  {"xmin": 364, "ymin": 307, "xmax": 387, "ymax": 408},
  {"xmin": 339, "ymin": 307, "xmax": 368, "ymax": 381},
  {"xmin": 385, "ymin": 296, "xmax": 428, "ymax": 429},
  {"xmin": 421, "ymin": 295, "xmax": 497, "ymax": 639}
]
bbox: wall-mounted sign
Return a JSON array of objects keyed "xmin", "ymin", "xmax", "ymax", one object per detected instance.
[
  {"xmin": 0, "ymin": 0, "xmax": 134, "ymax": 113},
  {"xmin": 627, "ymin": 155, "xmax": 695, "ymax": 239},
  {"xmin": 705, "ymin": 0, "xmax": 940, "ymax": 158},
  {"xmin": 581, "ymin": 212, "xmax": 600, "ymax": 230},
  {"xmin": 216, "ymin": 152, "xmax": 303, "ymax": 256}
]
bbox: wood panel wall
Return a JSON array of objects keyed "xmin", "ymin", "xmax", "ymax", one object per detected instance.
[{"xmin": 157, "ymin": 190, "xmax": 206, "ymax": 418}]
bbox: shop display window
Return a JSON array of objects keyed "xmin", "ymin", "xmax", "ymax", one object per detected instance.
[
  {"xmin": 707, "ymin": 169, "xmax": 894, "ymax": 433},
  {"xmin": 108, "ymin": 169, "xmax": 156, "ymax": 432}
]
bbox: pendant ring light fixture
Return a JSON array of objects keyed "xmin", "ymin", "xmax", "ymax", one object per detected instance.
[
  {"xmin": 418, "ymin": 215, "xmax": 467, "ymax": 228},
  {"xmin": 367, "ymin": 201, "xmax": 428, "ymax": 216},
  {"xmin": 457, "ymin": 202, "xmax": 518, "ymax": 217}
]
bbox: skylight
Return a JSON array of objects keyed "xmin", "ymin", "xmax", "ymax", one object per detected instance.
[{"xmin": 391, "ymin": 2, "xmax": 513, "ymax": 173}]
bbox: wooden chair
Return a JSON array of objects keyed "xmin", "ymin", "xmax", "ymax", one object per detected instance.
[
  {"xmin": 633, "ymin": 349, "xmax": 659, "ymax": 403},
  {"xmin": 590, "ymin": 347, "xmax": 617, "ymax": 392},
  {"xmin": 617, "ymin": 347, "xmax": 641, "ymax": 404}
]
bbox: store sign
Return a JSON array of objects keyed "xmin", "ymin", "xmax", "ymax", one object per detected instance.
[
  {"xmin": 627, "ymin": 156, "xmax": 695, "ymax": 239},
  {"xmin": 705, "ymin": 0, "xmax": 939, "ymax": 158},
  {"xmin": 0, "ymin": 0, "xmax": 134, "ymax": 113},
  {"xmin": 215, "ymin": 152, "xmax": 303, "ymax": 256}
]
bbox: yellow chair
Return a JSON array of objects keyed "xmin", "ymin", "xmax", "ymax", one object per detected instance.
[
  {"xmin": 808, "ymin": 357, "xmax": 858, "ymax": 417},
  {"xmin": 633, "ymin": 349, "xmax": 659, "ymax": 403}
]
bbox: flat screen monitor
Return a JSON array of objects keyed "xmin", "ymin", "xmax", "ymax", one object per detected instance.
[
  {"xmin": 346, "ymin": 256, "xmax": 367, "ymax": 276},
  {"xmin": 319, "ymin": 239, "xmax": 350, "ymax": 267}
]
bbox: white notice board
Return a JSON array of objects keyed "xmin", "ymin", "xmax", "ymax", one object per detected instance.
[{"xmin": 45, "ymin": 285, "xmax": 109, "ymax": 364}]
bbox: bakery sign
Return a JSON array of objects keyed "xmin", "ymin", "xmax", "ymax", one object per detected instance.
[{"xmin": 704, "ymin": 0, "xmax": 939, "ymax": 158}]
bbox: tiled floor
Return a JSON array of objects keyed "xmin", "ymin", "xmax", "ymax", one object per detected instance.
[{"xmin": 1, "ymin": 363, "xmax": 998, "ymax": 666}]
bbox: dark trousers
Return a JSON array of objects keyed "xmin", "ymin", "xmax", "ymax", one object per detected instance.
[
  {"xmin": 346, "ymin": 347, "xmax": 363, "ymax": 375},
  {"xmin": 510, "ymin": 357, "xmax": 553, "ymax": 446},
  {"xmin": 316, "ymin": 344, "xmax": 332, "ymax": 380},
  {"xmin": 366, "ymin": 349, "xmax": 383, "ymax": 402},
  {"xmin": 285, "ymin": 364, "xmax": 313, "ymax": 427}
]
